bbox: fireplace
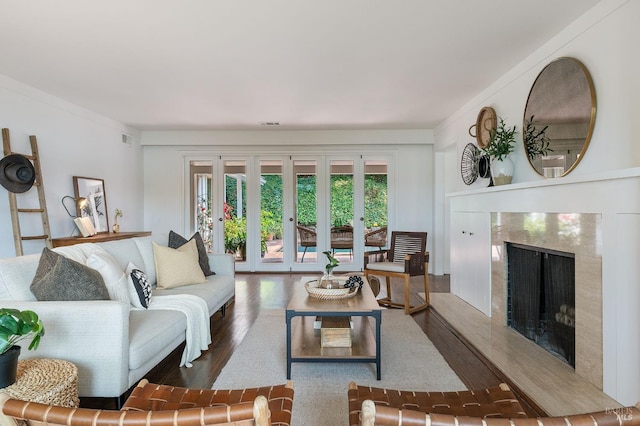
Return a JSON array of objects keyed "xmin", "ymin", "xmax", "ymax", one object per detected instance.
[{"xmin": 506, "ymin": 243, "xmax": 576, "ymax": 367}]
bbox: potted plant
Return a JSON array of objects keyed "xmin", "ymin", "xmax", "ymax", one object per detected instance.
[
  {"xmin": 224, "ymin": 216, "xmax": 247, "ymax": 260},
  {"xmin": 112, "ymin": 208, "xmax": 123, "ymax": 233},
  {"xmin": 524, "ymin": 115, "xmax": 553, "ymax": 160},
  {"xmin": 0, "ymin": 308, "xmax": 45, "ymax": 387},
  {"xmin": 482, "ymin": 117, "xmax": 517, "ymax": 185},
  {"xmin": 319, "ymin": 251, "xmax": 340, "ymax": 289}
]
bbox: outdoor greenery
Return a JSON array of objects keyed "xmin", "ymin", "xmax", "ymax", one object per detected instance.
[{"xmin": 204, "ymin": 171, "xmax": 388, "ymax": 255}]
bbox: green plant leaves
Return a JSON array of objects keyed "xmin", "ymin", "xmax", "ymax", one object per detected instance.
[{"xmin": 0, "ymin": 308, "xmax": 45, "ymax": 355}]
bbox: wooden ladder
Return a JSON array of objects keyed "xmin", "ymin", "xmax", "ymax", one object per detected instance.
[{"xmin": 2, "ymin": 128, "xmax": 52, "ymax": 256}]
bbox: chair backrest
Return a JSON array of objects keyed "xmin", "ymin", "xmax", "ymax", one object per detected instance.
[
  {"xmin": 297, "ymin": 225, "xmax": 317, "ymax": 246},
  {"xmin": 388, "ymin": 231, "xmax": 427, "ymax": 263},
  {"xmin": 0, "ymin": 396, "xmax": 270, "ymax": 426},
  {"xmin": 360, "ymin": 399, "xmax": 640, "ymax": 426},
  {"xmin": 365, "ymin": 227, "xmax": 387, "ymax": 247}
]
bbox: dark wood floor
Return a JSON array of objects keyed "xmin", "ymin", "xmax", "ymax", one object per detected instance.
[{"xmin": 82, "ymin": 273, "xmax": 544, "ymax": 416}]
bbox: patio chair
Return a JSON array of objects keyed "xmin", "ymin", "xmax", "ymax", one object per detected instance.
[
  {"xmin": 297, "ymin": 224, "xmax": 316, "ymax": 262},
  {"xmin": 1, "ymin": 380, "xmax": 295, "ymax": 426},
  {"xmin": 331, "ymin": 225, "xmax": 354, "ymax": 258},
  {"xmin": 348, "ymin": 381, "xmax": 527, "ymax": 426},
  {"xmin": 364, "ymin": 231, "xmax": 430, "ymax": 314},
  {"xmin": 364, "ymin": 226, "xmax": 387, "ymax": 248}
]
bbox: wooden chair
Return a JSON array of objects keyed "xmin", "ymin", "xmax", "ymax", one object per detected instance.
[
  {"xmin": 0, "ymin": 380, "xmax": 295, "ymax": 426},
  {"xmin": 364, "ymin": 231, "xmax": 430, "ymax": 314},
  {"xmin": 357, "ymin": 398, "xmax": 640, "ymax": 426},
  {"xmin": 331, "ymin": 225, "xmax": 354, "ymax": 258},
  {"xmin": 364, "ymin": 226, "xmax": 387, "ymax": 248},
  {"xmin": 348, "ymin": 382, "xmax": 527, "ymax": 426},
  {"xmin": 297, "ymin": 224, "xmax": 316, "ymax": 262}
]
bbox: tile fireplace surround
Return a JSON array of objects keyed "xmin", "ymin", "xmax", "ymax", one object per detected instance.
[{"xmin": 492, "ymin": 212, "xmax": 602, "ymax": 389}]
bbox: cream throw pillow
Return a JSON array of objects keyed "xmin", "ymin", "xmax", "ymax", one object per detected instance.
[{"xmin": 153, "ymin": 240, "xmax": 206, "ymax": 289}]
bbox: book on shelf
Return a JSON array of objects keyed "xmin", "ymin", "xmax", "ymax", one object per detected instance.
[{"xmin": 74, "ymin": 217, "xmax": 97, "ymax": 237}]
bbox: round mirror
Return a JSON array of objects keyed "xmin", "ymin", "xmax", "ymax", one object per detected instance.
[{"xmin": 523, "ymin": 57, "xmax": 596, "ymax": 177}]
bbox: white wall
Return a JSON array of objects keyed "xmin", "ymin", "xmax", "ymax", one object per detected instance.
[
  {"xmin": 435, "ymin": 0, "xmax": 639, "ymax": 184},
  {"xmin": 140, "ymin": 130, "xmax": 435, "ymax": 271},
  {"xmin": 434, "ymin": 0, "xmax": 640, "ymax": 405},
  {"xmin": 0, "ymin": 75, "xmax": 144, "ymax": 258}
]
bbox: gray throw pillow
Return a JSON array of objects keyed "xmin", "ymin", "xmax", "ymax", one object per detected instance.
[
  {"xmin": 30, "ymin": 248, "xmax": 110, "ymax": 301},
  {"xmin": 168, "ymin": 230, "xmax": 214, "ymax": 276}
]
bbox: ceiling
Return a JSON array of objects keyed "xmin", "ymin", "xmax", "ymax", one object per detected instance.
[{"xmin": 0, "ymin": 1, "xmax": 600, "ymax": 131}]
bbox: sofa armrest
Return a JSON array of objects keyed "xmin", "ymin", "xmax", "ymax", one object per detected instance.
[
  {"xmin": 2, "ymin": 300, "xmax": 130, "ymax": 398},
  {"xmin": 208, "ymin": 253, "xmax": 235, "ymax": 276}
]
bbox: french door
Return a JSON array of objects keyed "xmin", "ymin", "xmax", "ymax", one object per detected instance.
[{"xmin": 186, "ymin": 154, "xmax": 391, "ymax": 272}]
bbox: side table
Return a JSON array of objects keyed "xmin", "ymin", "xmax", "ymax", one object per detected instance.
[{"xmin": 0, "ymin": 359, "xmax": 79, "ymax": 424}]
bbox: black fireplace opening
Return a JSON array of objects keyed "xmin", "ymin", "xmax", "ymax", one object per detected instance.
[{"xmin": 506, "ymin": 242, "xmax": 575, "ymax": 368}]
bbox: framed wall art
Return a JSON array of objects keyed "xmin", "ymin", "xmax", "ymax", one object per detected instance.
[{"xmin": 73, "ymin": 176, "xmax": 109, "ymax": 233}]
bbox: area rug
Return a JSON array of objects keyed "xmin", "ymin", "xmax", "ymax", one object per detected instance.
[{"xmin": 213, "ymin": 309, "xmax": 465, "ymax": 425}]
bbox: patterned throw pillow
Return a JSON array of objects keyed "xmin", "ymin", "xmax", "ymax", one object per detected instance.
[
  {"xmin": 126, "ymin": 262, "xmax": 152, "ymax": 309},
  {"xmin": 30, "ymin": 248, "xmax": 110, "ymax": 301},
  {"xmin": 168, "ymin": 230, "xmax": 214, "ymax": 276}
]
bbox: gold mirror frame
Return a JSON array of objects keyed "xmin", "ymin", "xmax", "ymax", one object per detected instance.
[{"xmin": 523, "ymin": 57, "xmax": 596, "ymax": 177}]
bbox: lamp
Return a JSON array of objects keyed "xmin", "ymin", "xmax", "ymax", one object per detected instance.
[
  {"xmin": 61, "ymin": 196, "xmax": 88, "ymax": 218},
  {"xmin": 61, "ymin": 196, "xmax": 94, "ymax": 237}
]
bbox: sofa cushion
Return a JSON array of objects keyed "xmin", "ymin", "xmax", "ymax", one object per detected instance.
[
  {"xmin": 128, "ymin": 309, "xmax": 186, "ymax": 371},
  {"xmin": 132, "ymin": 237, "xmax": 157, "ymax": 286},
  {"xmin": 30, "ymin": 248, "xmax": 110, "ymax": 301},
  {"xmin": 86, "ymin": 249, "xmax": 131, "ymax": 304},
  {"xmin": 154, "ymin": 274, "xmax": 235, "ymax": 315},
  {"xmin": 53, "ymin": 242, "xmax": 101, "ymax": 264},
  {"xmin": 153, "ymin": 240, "xmax": 206, "ymax": 289},
  {"xmin": 168, "ymin": 231, "xmax": 214, "ymax": 276},
  {"xmin": 0, "ymin": 254, "xmax": 39, "ymax": 301},
  {"xmin": 126, "ymin": 262, "xmax": 152, "ymax": 309}
]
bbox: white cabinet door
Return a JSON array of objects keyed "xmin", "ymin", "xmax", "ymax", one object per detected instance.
[{"xmin": 450, "ymin": 211, "xmax": 491, "ymax": 316}]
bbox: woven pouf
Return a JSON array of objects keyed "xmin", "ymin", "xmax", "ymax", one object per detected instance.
[{"xmin": 1, "ymin": 359, "xmax": 79, "ymax": 407}]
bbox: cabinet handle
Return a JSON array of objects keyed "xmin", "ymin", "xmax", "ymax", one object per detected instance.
[
  {"xmin": 462, "ymin": 231, "xmax": 466, "ymax": 234},
  {"xmin": 469, "ymin": 232, "xmax": 474, "ymax": 236}
]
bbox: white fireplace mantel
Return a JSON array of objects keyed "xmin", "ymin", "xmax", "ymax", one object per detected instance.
[{"xmin": 447, "ymin": 167, "xmax": 640, "ymax": 406}]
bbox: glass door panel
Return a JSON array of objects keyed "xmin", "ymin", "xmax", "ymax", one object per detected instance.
[
  {"xmin": 330, "ymin": 160, "xmax": 354, "ymax": 267},
  {"xmin": 294, "ymin": 160, "xmax": 318, "ymax": 265},
  {"xmin": 189, "ymin": 160, "xmax": 213, "ymax": 252},
  {"xmin": 260, "ymin": 160, "xmax": 284, "ymax": 264},
  {"xmin": 223, "ymin": 160, "xmax": 247, "ymax": 263},
  {"xmin": 364, "ymin": 160, "xmax": 388, "ymax": 250}
]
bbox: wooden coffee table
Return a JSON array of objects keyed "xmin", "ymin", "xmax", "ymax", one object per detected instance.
[{"xmin": 285, "ymin": 276, "xmax": 382, "ymax": 380}]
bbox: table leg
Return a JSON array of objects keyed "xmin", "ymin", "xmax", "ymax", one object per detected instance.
[
  {"xmin": 286, "ymin": 311, "xmax": 292, "ymax": 380},
  {"xmin": 375, "ymin": 311, "xmax": 381, "ymax": 380}
]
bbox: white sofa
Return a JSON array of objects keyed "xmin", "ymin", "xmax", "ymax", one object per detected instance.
[{"xmin": 0, "ymin": 236, "xmax": 235, "ymax": 400}]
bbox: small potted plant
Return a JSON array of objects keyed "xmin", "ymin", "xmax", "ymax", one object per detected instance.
[
  {"xmin": 113, "ymin": 208, "xmax": 123, "ymax": 233},
  {"xmin": 320, "ymin": 251, "xmax": 340, "ymax": 289},
  {"xmin": 482, "ymin": 117, "xmax": 517, "ymax": 185},
  {"xmin": 0, "ymin": 308, "xmax": 45, "ymax": 387}
]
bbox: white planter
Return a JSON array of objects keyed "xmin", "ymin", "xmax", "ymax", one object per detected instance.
[{"xmin": 491, "ymin": 156, "xmax": 514, "ymax": 185}]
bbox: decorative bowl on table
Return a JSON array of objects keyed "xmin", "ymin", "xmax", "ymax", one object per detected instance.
[{"xmin": 304, "ymin": 279, "xmax": 359, "ymax": 300}]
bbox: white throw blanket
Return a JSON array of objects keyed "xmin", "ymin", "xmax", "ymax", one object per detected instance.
[{"xmin": 147, "ymin": 294, "xmax": 211, "ymax": 367}]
